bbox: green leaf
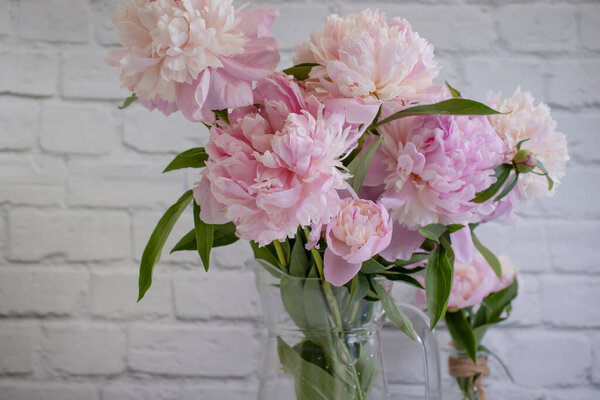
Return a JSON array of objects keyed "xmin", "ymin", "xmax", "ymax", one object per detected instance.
[
  {"xmin": 425, "ymin": 245, "xmax": 453, "ymax": 328},
  {"xmin": 379, "ymin": 273, "xmax": 424, "ymax": 289},
  {"xmin": 277, "ymin": 337, "xmax": 353, "ymax": 400},
  {"xmin": 250, "ymin": 241, "xmax": 280, "ymax": 269},
  {"xmin": 170, "ymin": 222, "xmax": 238, "ymax": 253},
  {"xmin": 346, "ymin": 136, "xmax": 382, "ymax": 193},
  {"xmin": 536, "ymin": 160, "xmax": 554, "ymax": 191},
  {"xmin": 163, "ymin": 147, "xmax": 208, "ymax": 173},
  {"xmin": 471, "ymin": 230, "xmax": 502, "ymax": 278},
  {"xmin": 283, "ymin": 63, "xmax": 319, "ymax": 81},
  {"xmin": 214, "ymin": 109, "xmax": 229, "ymax": 125},
  {"xmin": 371, "ymin": 278, "xmax": 416, "ymax": 340},
  {"xmin": 478, "ymin": 344, "xmax": 515, "ymax": 382},
  {"xmin": 516, "ymin": 138, "xmax": 531, "ymax": 151},
  {"xmin": 419, "ymin": 224, "xmax": 447, "ymax": 242},
  {"xmin": 361, "ymin": 258, "xmax": 387, "ymax": 274},
  {"xmin": 193, "ymin": 201, "xmax": 213, "ymax": 271},
  {"xmin": 483, "ymin": 278, "xmax": 518, "ymax": 324},
  {"xmin": 445, "ymin": 310, "xmax": 478, "ymax": 363},
  {"xmin": 472, "ymin": 164, "xmax": 512, "ymax": 203},
  {"xmin": 349, "ymin": 273, "xmax": 370, "ymax": 303},
  {"xmin": 494, "ymin": 172, "xmax": 519, "ymax": 202},
  {"xmin": 445, "ymin": 81, "xmax": 462, "ymax": 98},
  {"xmin": 118, "ymin": 93, "xmax": 138, "ymax": 109},
  {"xmin": 289, "ymin": 238, "xmax": 310, "ymax": 278},
  {"xmin": 138, "ymin": 190, "xmax": 193, "ymax": 301},
  {"xmin": 375, "ymin": 98, "xmax": 503, "ymax": 127},
  {"xmin": 355, "ymin": 342, "xmax": 380, "ymax": 398},
  {"xmin": 388, "ymin": 253, "xmax": 430, "ymax": 269}
]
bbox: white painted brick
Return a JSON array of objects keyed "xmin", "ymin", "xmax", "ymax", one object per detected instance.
[
  {"xmin": 132, "ymin": 210, "xmax": 199, "ymax": 264},
  {"xmin": 61, "ymin": 50, "xmax": 129, "ymax": 100},
  {"xmin": 546, "ymin": 220, "xmax": 600, "ymax": 273},
  {"xmin": 497, "ymin": 6, "xmax": 577, "ymax": 52},
  {"xmin": 271, "ymin": 4, "xmax": 332, "ymax": 50},
  {"xmin": 41, "ymin": 102, "xmax": 119, "ymax": 155},
  {"xmin": 91, "ymin": 270, "xmax": 171, "ymax": 319},
  {"xmin": 0, "ymin": 322, "xmax": 39, "ymax": 374},
  {"xmin": 545, "ymin": 388, "xmax": 600, "ymax": 400},
  {"xmin": 0, "ymin": 155, "xmax": 65, "ymax": 206},
  {"xmin": 537, "ymin": 166, "xmax": 600, "ymax": 219},
  {"xmin": 0, "ymin": 1, "xmax": 12, "ymax": 36},
  {"xmin": 0, "ymin": 268, "xmax": 88, "ymax": 316},
  {"xmin": 42, "ymin": 323, "xmax": 126, "ymax": 375},
  {"xmin": 382, "ymin": 327, "xmax": 425, "ymax": 383},
  {"xmin": 547, "ymin": 60, "xmax": 600, "ymax": 107},
  {"xmin": 0, "ymin": 97, "xmax": 39, "ymax": 150},
  {"xmin": 501, "ymin": 330, "xmax": 590, "ymax": 386},
  {"xmin": 504, "ymin": 274, "xmax": 542, "ymax": 327},
  {"xmin": 592, "ymin": 333, "xmax": 600, "ymax": 384},
  {"xmin": 581, "ymin": 6, "xmax": 600, "ymax": 51},
  {"xmin": 540, "ymin": 276, "xmax": 600, "ymax": 328},
  {"xmin": 123, "ymin": 106, "xmax": 208, "ymax": 153},
  {"xmin": 103, "ymin": 383, "xmax": 181, "ymax": 400},
  {"xmin": 554, "ymin": 112, "xmax": 600, "ymax": 164},
  {"xmin": 8, "ymin": 209, "xmax": 130, "ymax": 262},
  {"xmin": 182, "ymin": 384, "xmax": 256, "ymax": 400},
  {"xmin": 212, "ymin": 239, "xmax": 253, "ymax": 269},
  {"xmin": 462, "ymin": 58, "xmax": 544, "ymax": 102},
  {"xmin": 0, "ymin": 50, "xmax": 58, "ymax": 96},
  {"xmin": 173, "ymin": 270, "xmax": 260, "ymax": 320},
  {"xmin": 91, "ymin": 0, "xmax": 122, "ymax": 45},
  {"xmin": 128, "ymin": 324, "xmax": 258, "ymax": 376},
  {"xmin": 0, "ymin": 382, "xmax": 99, "ymax": 400},
  {"xmin": 17, "ymin": 0, "xmax": 89, "ymax": 43}
]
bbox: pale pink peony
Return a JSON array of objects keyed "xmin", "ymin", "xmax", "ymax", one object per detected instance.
[
  {"xmin": 488, "ymin": 88, "xmax": 569, "ymax": 201},
  {"xmin": 194, "ymin": 74, "xmax": 376, "ymax": 246},
  {"xmin": 293, "ymin": 9, "xmax": 440, "ymax": 104},
  {"xmin": 365, "ymin": 115, "xmax": 506, "ymax": 229},
  {"xmin": 107, "ymin": 0, "xmax": 279, "ymax": 122},
  {"xmin": 324, "ymin": 198, "xmax": 393, "ymax": 286},
  {"xmin": 447, "ymin": 253, "xmax": 499, "ymax": 310}
]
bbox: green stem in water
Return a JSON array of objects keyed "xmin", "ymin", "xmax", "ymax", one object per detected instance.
[{"xmin": 272, "ymin": 240, "xmax": 287, "ymax": 271}]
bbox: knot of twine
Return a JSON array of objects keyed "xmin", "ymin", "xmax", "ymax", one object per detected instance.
[{"xmin": 448, "ymin": 356, "xmax": 490, "ymax": 400}]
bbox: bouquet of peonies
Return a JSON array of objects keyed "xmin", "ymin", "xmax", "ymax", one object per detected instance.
[{"xmin": 107, "ymin": 1, "xmax": 568, "ymax": 399}]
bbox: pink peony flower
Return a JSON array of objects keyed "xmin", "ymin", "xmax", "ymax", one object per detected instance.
[
  {"xmin": 488, "ymin": 88, "xmax": 569, "ymax": 202},
  {"xmin": 293, "ymin": 9, "xmax": 440, "ymax": 104},
  {"xmin": 447, "ymin": 253, "xmax": 499, "ymax": 310},
  {"xmin": 324, "ymin": 198, "xmax": 393, "ymax": 286},
  {"xmin": 194, "ymin": 73, "xmax": 376, "ymax": 246},
  {"xmin": 107, "ymin": 0, "xmax": 279, "ymax": 122},
  {"xmin": 365, "ymin": 115, "xmax": 506, "ymax": 229}
]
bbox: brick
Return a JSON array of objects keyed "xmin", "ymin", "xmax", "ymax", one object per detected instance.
[
  {"xmin": 546, "ymin": 220, "xmax": 600, "ymax": 273},
  {"xmin": 501, "ymin": 330, "xmax": 590, "ymax": 386},
  {"xmin": 103, "ymin": 383, "xmax": 181, "ymax": 400},
  {"xmin": 0, "ymin": 97, "xmax": 39, "ymax": 150},
  {"xmin": 0, "ymin": 155, "xmax": 65, "ymax": 206},
  {"xmin": 128, "ymin": 324, "xmax": 258, "ymax": 376},
  {"xmin": 212, "ymin": 239, "xmax": 253, "ymax": 269},
  {"xmin": 554, "ymin": 112, "xmax": 600, "ymax": 164},
  {"xmin": 503, "ymin": 274, "xmax": 541, "ymax": 327},
  {"xmin": 173, "ymin": 270, "xmax": 260, "ymax": 320},
  {"xmin": 592, "ymin": 333, "xmax": 600, "ymax": 384},
  {"xmin": 41, "ymin": 102, "xmax": 119, "ymax": 155},
  {"xmin": 547, "ymin": 60, "xmax": 600, "ymax": 107},
  {"xmin": 67, "ymin": 159, "xmax": 184, "ymax": 209},
  {"xmin": 0, "ymin": 383, "xmax": 99, "ymax": 400},
  {"xmin": 271, "ymin": 4, "xmax": 332, "ymax": 50},
  {"xmin": 0, "ymin": 322, "xmax": 39, "ymax": 374},
  {"xmin": 182, "ymin": 384, "xmax": 257, "ymax": 400},
  {"xmin": 540, "ymin": 276, "xmax": 600, "ymax": 328},
  {"xmin": 545, "ymin": 388, "xmax": 600, "ymax": 400},
  {"xmin": 497, "ymin": 6, "xmax": 576, "ymax": 52},
  {"xmin": 61, "ymin": 50, "xmax": 129, "ymax": 100},
  {"xmin": 581, "ymin": 6, "xmax": 600, "ymax": 51},
  {"xmin": 91, "ymin": 0, "xmax": 122, "ymax": 45},
  {"xmin": 17, "ymin": 0, "xmax": 88, "ymax": 43},
  {"xmin": 91, "ymin": 270, "xmax": 171, "ymax": 319},
  {"xmin": 0, "ymin": 50, "xmax": 58, "ymax": 96},
  {"xmin": 42, "ymin": 323, "xmax": 126, "ymax": 375},
  {"xmin": 0, "ymin": 1, "xmax": 12, "ymax": 36},
  {"xmin": 123, "ymin": 106, "xmax": 208, "ymax": 153},
  {"xmin": 0, "ymin": 268, "xmax": 88, "ymax": 316},
  {"xmin": 462, "ymin": 58, "xmax": 544, "ymax": 102},
  {"xmin": 9, "ymin": 209, "xmax": 130, "ymax": 262}
]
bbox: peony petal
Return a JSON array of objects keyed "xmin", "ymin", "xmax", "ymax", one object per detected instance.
[
  {"xmin": 177, "ymin": 69, "xmax": 211, "ymax": 122},
  {"xmin": 450, "ymin": 227, "xmax": 474, "ymax": 264},
  {"xmin": 324, "ymin": 249, "xmax": 362, "ymax": 286},
  {"xmin": 237, "ymin": 8, "xmax": 279, "ymax": 39},
  {"xmin": 379, "ymin": 222, "xmax": 424, "ymax": 262},
  {"xmin": 203, "ymin": 68, "xmax": 254, "ymax": 111}
]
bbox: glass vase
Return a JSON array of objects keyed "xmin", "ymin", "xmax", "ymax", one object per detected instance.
[
  {"xmin": 448, "ymin": 350, "xmax": 490, "ymax": 400},
  {"xmin": 251, "ymin": 259, "xmax": 442, "ymax": 400}
]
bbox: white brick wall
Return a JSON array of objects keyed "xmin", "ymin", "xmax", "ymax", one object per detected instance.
[{"xmin": 0, "ymin": 0, "xmax": 598, "ymax": 398}]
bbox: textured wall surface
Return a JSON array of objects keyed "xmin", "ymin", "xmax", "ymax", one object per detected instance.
[{"xmin": 1, "ymin": 0, "xmax": 599, "ymax": 399}]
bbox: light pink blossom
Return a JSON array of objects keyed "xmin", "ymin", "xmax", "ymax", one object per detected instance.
[
  {"xmin": 194, "ymin": 74, "xmax": 376, "ymax": 246},
  {"xmin": 493, "ymin": 256, "xmax": 517, "ymax": 292},
  {"xmin": 293, "ymin": 9, "xmax": 440, "ymax": 104},
  {"xmin": 324, "ymin": 198, "xmax": 393, "ymax": 286},
  {"xmin": 107, "ymin": 0, "xmax": 279, "ymax": 122},
  {"xmin": 365, "ymin": 115, "xmax": 506, "ymax": 229}
]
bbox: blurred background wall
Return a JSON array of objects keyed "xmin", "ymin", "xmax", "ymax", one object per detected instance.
[{"xmin": 0, "ymin": 0, "xmax": 599, "ymax": 399}]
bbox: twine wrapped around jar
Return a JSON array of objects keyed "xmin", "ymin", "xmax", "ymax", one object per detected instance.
[{"xmin": 448, "ymin": 356, "xmax": 490, "ymax": 400}]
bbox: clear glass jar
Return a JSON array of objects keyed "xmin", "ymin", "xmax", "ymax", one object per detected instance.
[{"xmin": 251, "ymin": 259, "xmax": 442, "ymax": 400}]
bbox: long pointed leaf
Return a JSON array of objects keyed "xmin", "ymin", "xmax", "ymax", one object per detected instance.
[
  {"xmin": 347, "ymin": 136, "xmax": 382, "ymax": 193},
  {"xmin": 425, "ymin": 245, "xmax": 453, "ymax": 328},
  {"xmin": 163, "ymin": 147, "xmax": 208, "ymax": 172},
  {"xmin": 471, "ymin": 230, "xmax": 502, "ymax": 278},
  {"xmin": 446, "ymin": 310, "xmax": 478, "ymax": 363},
  {"xmin": 472, "ymin": 164, "xmax": 512, "ymax": 203},
  {"xmin": 193, "ymin": 201, "xmax": 213, "ymax": 271},
  {"xmin": 371, "ymin": 279, "xmax": 416, "ymax": 340}
]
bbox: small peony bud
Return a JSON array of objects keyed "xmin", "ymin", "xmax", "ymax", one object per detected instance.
[{"xmin": 513, "ymin": 149, "xmax": 537, "ymax": 173}]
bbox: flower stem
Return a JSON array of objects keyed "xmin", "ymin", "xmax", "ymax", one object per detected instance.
[{"xmin": 272, "ymin": 240, "xmax": 287, "ymax": 270}]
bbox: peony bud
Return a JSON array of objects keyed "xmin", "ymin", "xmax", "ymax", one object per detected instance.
[{"xmin": 513, "ymin": 149, "xmax": 537, "ymax": 173}]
